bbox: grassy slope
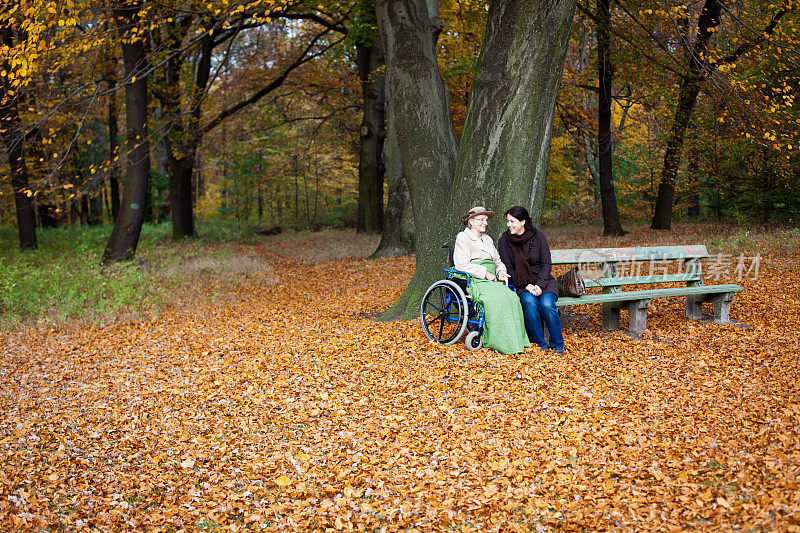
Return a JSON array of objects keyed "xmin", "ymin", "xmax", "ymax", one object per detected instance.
[{"xmin": 0, "ymin": 221, "xmax": 276, "ymax": 328}]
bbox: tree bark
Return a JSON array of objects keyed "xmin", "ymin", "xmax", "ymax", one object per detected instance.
[
  {"xmin": 102, "ymin": 1, "xmax": 151, "ymax": 263},
  {"xmin": 104, "ymin": 31, "xmax": 122, "ymax": 221},
  {"xmin": 596, "ymin": 0, "xmax": 625, "ymax": 236},
  {"xmin": 0, "ymin": 101, "xmax": 38, "ymax": 250},
  {"xmin": 0, "ymin": 27, "xmax": 37, "ymax": 249},
  {"xmin": 376, "ymin": 0, "xmax": 459, "ymax": 320},
  {"xmin": 686, "ymin": 122, "xmax": 700, "ymax": 218},
  {"xmin": 356, "ymin": 39, "xmax": 386, "ymax": 234},
  {"xmin": 377, "ymin": 0, "xmax": 575, "ymax": 320},
  {"xmin": 372, "ymin": 99, "xmax": 415, "ymax": 258},
  {"xmin": 158, "ymin": 17, "xmax": 203, "ymax": 240},
  {"xmin": 107, "ymin": 77, "xmax": 121, "ymax": 221},
  {"xmin": 451, "ymin": 0, "xmax": 575, "ymax": 227},
  {"xmin": 651, "ymin": 0, "xmax": 722, "ymax": 230}
]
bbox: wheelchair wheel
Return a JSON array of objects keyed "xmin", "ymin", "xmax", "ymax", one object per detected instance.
[
  {"xmin": 464, "ymin": 330, "xmax": 482, "ymax": 350},
  {"xmin": 420, "ymin": 279, "xmax": 468, "ymax": 345}
]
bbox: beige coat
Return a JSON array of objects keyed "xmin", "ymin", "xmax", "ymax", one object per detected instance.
[{"xmin": 453, "ymin": 228, "xmax": 508, "ymax": 279}]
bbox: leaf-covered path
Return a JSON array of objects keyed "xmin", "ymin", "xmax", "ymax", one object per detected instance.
[{"xmin": 2, "ymin": 230, "xmax": 799, "ymax": 531}]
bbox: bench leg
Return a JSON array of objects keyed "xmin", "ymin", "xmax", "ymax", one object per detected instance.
[
  {"xmin": 603, "ymin": 300, "xmax": 650, "ymax": 335},
  {"xmin": 624, "ymin": 300, "xmax": 650, "ymax": 336},
  {"xmin": 710, "ymin": 292, "xmax": 734, "ymax": 324},
  {"xmin": 602, "ymin": 304, "xmax": 620, "ymax": 332},
  {"xmin": 558, "ymin": 307, "xmax": 570, "ymax": 329},
  {"xmin": 686, "ymin": 292, "xmax": 735, "ymax": 324},
  {"xmin": 686, "ymin": 295, "xmax": 703, "ymax": 320}
]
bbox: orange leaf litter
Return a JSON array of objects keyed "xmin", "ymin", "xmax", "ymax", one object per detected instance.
[{"xmin": 1, "ymin": 229, "xmax": 799, "ymax": 531}]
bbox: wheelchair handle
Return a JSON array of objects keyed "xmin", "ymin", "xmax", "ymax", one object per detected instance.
[{"xmin": 442, "ymin": 244, "xmax": 455, "ymax": 267}]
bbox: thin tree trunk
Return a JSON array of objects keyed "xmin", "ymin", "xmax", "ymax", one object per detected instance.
[
  {"xmin": 584, "ymin": 134, "xmax": 599, "ymax": 201},
  {"xmin": 0, "ymin": 27, "xmax": 37, "ymax": 249},
  {"xmin": 173, "ymin": 29, "xmax": 212, "ymax": 239},
  {"xmin": 313, "ymin": 164, "xmax": 320, "ymax": 225},
  {"xmin": 356, "ymin": 36, "xmax": 386, "ymax": 234},
  {"xmin": 597, "ymin": 0, "xmax": 625, "ymax": 235},
  {"xmin": 303, "ymin": 161, "xmax": 310, "ymax": 226},
  {"xmin": 88, "ymin": 187, "xmax": 103, "ymax": 225},
  {"xmin": 80, "ymin": 194, "xmax": 90, "ymax": 224},
  {"xmin": 159, "ymin": 18, "xmax": 204, "ymax": 240},
  {"xmin": 158, "ymin": 14, "xmax": 342, "ymax": 237},
  {"xmin": 686, "ymin": 123, "xmax": 700, "ymax": 218},
  {"xmin": 102, "ymin": 1, "xmax": 151, "ymax": 263},
  {"xmin": 107, "ymin": 63, "xmax": 121, "ymax": 220},
  {"xmin": 293, "ymin": 155, "xmax": 299, "ymax": 227},
  {"xmin": 83, "ymin": 156, "xmax": 104, "ymax": 225},
  {"xmin": 372, "ymin": 95, "xmax": 415, "ymax": 258},
  {"xmin": 651, "ymin": 0, "xmax": 722, "ymax": 230}
]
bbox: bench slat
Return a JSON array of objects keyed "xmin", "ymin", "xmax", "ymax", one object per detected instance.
[
  {"xmin": 556, "ymin": 283, "xmax": 743, "ymax": 306},
  {"xmin": 584, "ymin": 273, "xmax": 703, "ymax": 287},
  {"xmin": 551, "ymin": 245, "xmax": 708, "ymax": 264}
]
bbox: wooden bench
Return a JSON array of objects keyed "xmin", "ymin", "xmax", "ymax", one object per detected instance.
[{"xmin": 550, "ymin": 245, "xmax": 744, "ymax": 335}]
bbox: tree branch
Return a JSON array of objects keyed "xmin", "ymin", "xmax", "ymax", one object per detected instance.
[
  {"xmin": 615, "ymin": 0, "xmax": 687, "ymax": 76},
  {"xmin": 574, "ymin": 0, "xmax": 599, "ymax": 25},
  {"xmin": 202, "ymin": 29, "xmax": 345, "ymax": 135},
  {"xmin": 268, "ymin": 10, "xmax": 349, "ymax": 34},
  {"xmin": 718, "ymin": 3, "xmax": 789, "ymax": 65}
]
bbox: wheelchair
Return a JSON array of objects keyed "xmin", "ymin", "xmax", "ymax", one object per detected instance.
[{"xmin": 419, "ymin": 245, "xmax": 492, "ymax": 350}]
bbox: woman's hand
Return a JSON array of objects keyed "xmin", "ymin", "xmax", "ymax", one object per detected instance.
[
  {"xmin": 485, "ymin": 271, "xmax": 497, "ymax": 282},
  {"xmin": 526, "ymin": 284, "xmax": 543, "ymax": 296},
  {"xmin": 497, "ymin": 271, "xmax": 510, "ymax": 284}
]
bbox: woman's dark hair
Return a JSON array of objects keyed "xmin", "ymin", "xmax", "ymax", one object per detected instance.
[{"xmin": 505, "ymin": 205, "xmax": 535, "ymax": 231}]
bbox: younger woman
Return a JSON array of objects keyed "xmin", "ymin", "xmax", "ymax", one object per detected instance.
[{"xmin": 497, "ymin": 206, "xmax": 564, "ymax": 354}]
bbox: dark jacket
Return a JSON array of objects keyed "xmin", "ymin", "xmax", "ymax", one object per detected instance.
[{"xmin": 497, "ymin": 228, "xmax": 559, "ymax": 296}]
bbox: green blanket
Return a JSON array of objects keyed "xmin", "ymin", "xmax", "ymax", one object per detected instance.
[{"xmin": 456, "ymin": 261, "xmax": 530, "ymax": 355}]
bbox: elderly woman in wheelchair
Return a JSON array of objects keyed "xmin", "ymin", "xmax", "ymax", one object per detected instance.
[{"xmin": 420, "ymin": 206, "xmax": 530, "ymax": 355}]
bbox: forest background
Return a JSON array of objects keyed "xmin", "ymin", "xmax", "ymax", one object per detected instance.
[{"xmin": 2, "ymin": 0, "xmax": 799, "ymax": 248}]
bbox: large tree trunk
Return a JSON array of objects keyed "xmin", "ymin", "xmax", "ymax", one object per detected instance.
[
  {"xmin": 450, "ymin": 0, "xmax": 575, "ymax": 226},
  {"xmin": 377, "ymin": 0, "xmax": 575, "ymax": 320},
  {"xmin": 0, "ymin": 27, "xmax": 37, "ymax": 250},
  {"xmin": 376, "ymin": 0, "xmax": 459, "ymax": 320},
  {"xmin": 596, "ymin": 0, "xmax": 625, "ymax": 236},
  {"xmin": 102, "ymin": 1, "xmax": 150, "ymax": 263},
  {"xmin": 356, "ymin": 39, "xmax": 386, "ymax": 234},
  {"xmin": 651, "ymin": 0, "xmax": 722, "ymax": 230}
]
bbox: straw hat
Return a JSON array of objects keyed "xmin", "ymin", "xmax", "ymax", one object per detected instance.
[{"xmin": 463, "ymin": 206, "xmax": 495, "ymax": 225}]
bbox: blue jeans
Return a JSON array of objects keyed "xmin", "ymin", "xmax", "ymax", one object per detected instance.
[{"xmin": 519, "ymin": 291, "xmax": 564, "ymax": 351}]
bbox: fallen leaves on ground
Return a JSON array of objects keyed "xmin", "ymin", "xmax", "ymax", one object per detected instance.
[{"xmin": 1, "ymin": 228, "xmax": 799, "ymax": 531}]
